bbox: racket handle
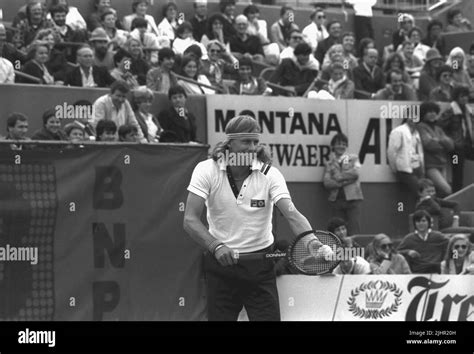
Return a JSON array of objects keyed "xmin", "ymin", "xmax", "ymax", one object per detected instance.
[{"xmin": 238, "ymin": 252, "xmax": 287, "ymax": 261}]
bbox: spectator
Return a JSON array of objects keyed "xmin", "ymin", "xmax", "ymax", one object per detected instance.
[
  {"xmin": 200, "ymin": 40, "xmax": 236, "ymax": 88},
  {"xmin": 118, "ymin": 124, "xmax": 139, "ymax": 142},
  {"xmin": 243, "ymin": 5, "xmax": 269, "ymax": 46},
  {"xmin": 157, "ymin": 85, "xmax": 198, "ymax": 143},
  {"xmin": 146, "ymin": 47, "xmax": 178, "ymax": 93},
  {"xmin": 406, "ymin": 27, "xmax": 430, "ymax": 63},
  {"xmin": 341, "ymin": 32, "xmax": 358, "ymax": 71},
  {"xmin": 201, "ymin": 13, "xmax": 232, "ymax": 52},
  {"xmin": 422, "ymin": 19, "xmax": 446, "ymax": 57},
  {"xmin": 15, "ymin": 1, "xmax": 55, "ymax": 50},
  {"xmin": 229, "ymin": 15, "xmax": 264, "ymax": 62},
  {"xmin": 177, "ymin": 54, "xmax": 215, "ymax": 95},
  {"xmin": 344, "ymin": 0, "xmax": 376, "ymax": 44},
  {"xmin": 123, "ymin": 37, "xmax": 149, "ymax": 85},
  {"xmin": 399, "ymin": 40, "xmax": 423, "ymax": 76},
  {"xmin": 383, "ymin": 52, "xmax": 413, "ymax": 85},
  {"xmin": 327, "ymin": 217, "xmax": 361, "ymax": 248},
  {"xmin": 429, "ymin": 65, "xmax": 454, "ymax": 102},
  {"xmin": 302, "ymin": 7, "xmax": 329, "ymax": 52},
  {"xmin": 172, "ymin": 21, "xmax": 207, "ymax": 57},
  {"xmin": 445, "ymin": 9, "xmax": 472, "ymax": 33},
  {"xmin": 446, "ymin": 47, "xmax": 474, "ymax": 94},
  {"xmin": 392, "ymin": 13, "xmax": 415, "ymax": 51},
  {"xmin": 333, "ymin": 238, "xmax": 371, "ymax": 274},
  {"xmin": 228, "ymin": 57, "xmax": 270, "ymax": 95},
  {"xmin": 373, "ymin": 69, "xmax": 417, "ymax": 101},
  {"xmin": 387, "ymin": 117, "xmax": 424, "ymax": 198},
  {"xmin": 314, "ymin": 21, "xmax": 342, "ymax": 64},
  {"xmin": 438, "ymin": 85, "xmax": 474, "ymax": 192},
  {"xmin": 129, "ymin": 17, "xmax": 167, "ymax": 55},
  {"xmin": 321, "ymin": 43, "xmax": 345, "ymax": 71},
  {"xmin": 123, "ymin": 0, "xmax": 159, "ymax": 36},
  {"xmin": 441, "ymin": 234, "xmax": 474, "ymax": 274},
  {"xmin": 270, "ymin": 5, "xmax": 299, "ymax": 52},
  {"xmin": 110, "ymin": 49, "xmax": 139, "ymax": 88},
  {"xmin": 19, "ymin": 40, "xmax": 55, "ymax": 85},
  {"xmin": 367, "ymin": 234, "xmax": 411, "ymax": 274},
  {"xmin": 131, "ymin": 87, "xmax": 162, "ymax": 143},
  {"xmin": 87, "ymin": 0, "xmax": 111, "ymax": 32},
  {"xmin": 279, "ymin": 29, "xmax": 303, "ymax": 61},
  {"xmin": 34, "ymin": 28, "xmax": 68, "ymax": 82},
  {"xmin": 64, "ymin": 122, "xmax": 85, "ymax": 143},
  {"xmin": 397, "ymin": 209, "xmax": 448, "ymax": 273},
  {"xmin": 467, "ymin": 43, "xmax": 474, "ymax": 79},
  {"xmin": 31, "ymin": 108, "xmax": 67, "ymax": 141},
  {"xmin": 64, "ymin": 45, "xmax": 114, "ymax": 87},
  {"xmin": 190, "ymin": 0, "xmax": 208, "ymax": 42},
  {"xmin": 101, "ymin": 9, "xmax": 128, "ymax": 50},
  {"xmin": 219, "ymin": 0, "xmax": 237, "ymax": 39},
  {"xmin": 47, "ymin": 0, "xmax": 86, "ymax": 31},
  {"xmin": 270, "ymin": 42, "xmax": 318, "ymax": 96},
  {"xmin": 323, "ymin": 133, "xmax": 363, "ymax": 235},
  {"xmin": 91, "ymin": 80, "xmax": 146, "ymax": 143},
  {"xmin": 357, "ymin": 37, "xmax": 374, "ymax": 59},
  {"xmin": 0, "ymin": 113, "xmax": 31, "ymax": 150},
  {"xmin": 0, "ymin": 23, "xmax": 26, "ymax": 66},
  {"xmin": 89, "ymin": 27, "xmax": 115, "ymax": 71},
  {"xmin": 317, "ymin": 62, "xmax": 355, "ymax": 99},
  {"xmin": 418, "ymin": 48, "xmax": 443, "ymax": 101},
  {"xmin": 352, "ymin": 48, "xmax": 384, "ymax": 98},
  {"xmin": 95, "ymin": 119, "xmax": 117, "ymax": 142},
  {"xmin": 416, "ymin": 179, "xmax": 459, "ymax": 229},
  {"xmin": 417, "ymin": 102, "xmax": 454, "ymax": 197},
  {"xmin": 157, "ymin": 2, "xmax": 180, "ymax": 41},
  {"xmin": 0, "ymin": 26, "xmax": 15, "ymax": 83}
]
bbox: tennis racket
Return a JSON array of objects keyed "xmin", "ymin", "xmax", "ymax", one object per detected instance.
[{"xmin": 237, "ymin": 230, "xmax": 342, "ymax": 275}]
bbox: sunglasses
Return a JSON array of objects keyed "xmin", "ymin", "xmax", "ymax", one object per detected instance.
[
  {"xmin": 317, "ymin": 15, "xmax": 326, "ymax": 19},
  {"xmin": 454, "ymin": 245, "xmax": 467, "ymax": 250},
  {"xmin": 209, "ymin": 49, "xmax": 221, "ymax": 53},
  {"xmin": 380, "ymin": 244, "xmax": 392, "ymax": 250}
]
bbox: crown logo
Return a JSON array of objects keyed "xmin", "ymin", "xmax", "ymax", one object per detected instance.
[{"xmin": 365, "ymin": 290, "xmax": 388, "ymax": 309}]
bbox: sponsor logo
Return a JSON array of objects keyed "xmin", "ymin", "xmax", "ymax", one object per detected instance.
[{"xmin": 250, "ymin": 199, "xmax": 265, "ymax": 208}]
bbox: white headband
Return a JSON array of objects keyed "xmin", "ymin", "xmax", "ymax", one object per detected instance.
[{"xmin": 226, "ymin": 133, "xmax": 261, "ymax": 140}]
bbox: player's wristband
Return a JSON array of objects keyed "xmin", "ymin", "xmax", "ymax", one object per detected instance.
[
  {"xmin": 207, "ymin": 239, "xmax": 222, "ymax": 253},
  {"xmin": 213, "ymin": 243, "xmax": 226, "ymax": 256}
]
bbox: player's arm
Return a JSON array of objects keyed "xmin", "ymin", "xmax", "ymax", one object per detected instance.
[{"xmin": 183, "ymin": 192, "xmax": 237, "ymax": 266}]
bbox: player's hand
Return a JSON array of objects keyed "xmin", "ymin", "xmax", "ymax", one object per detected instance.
[
  {"xmin": 307, "ymin": 238, "xmax": 333, "ymax": 261},
  {"xmin": 407, "ymin": 250, "xmax": 420, "ymax": 259},
  {"xmin": 214, "ymin": 245, "xmax": 238, "ymax": 266}
]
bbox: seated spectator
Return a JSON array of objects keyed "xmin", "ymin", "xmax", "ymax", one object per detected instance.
[
  {"xmin": 14, "ymin": 1, "xmax": 55, "ymax": 51},
  {"xmin": 31, "ymin": 108, "xmax": 67, "ymax": 141},
  {"xmin": 416, "ymin": 179, "xmax": 459, "ymax": 229},
  {"xmin": 405, "ymin": 27, "xmax": 430, "ymax": 63},
  {"xmin": 467, "ymin": 43, "xmax": 474, "ymax": 79},
  {"xmin": 89, "ymin": 27, "xmax": 115, "ymax": 71},
  {"xmin": 314, "ymin": 21, "xmax": 342, "ymax": 65},
  {"xmin": 34, "ymin": 28, "xmax": 69, "ymax": 82},
  {"xmin": 64, "ymin": 45, "xmax": 114, "ymax": 87},
  {"xmin": 429, "ymin": 65, "xmax": 454, "ymax": 102},
  {"xmin": 172, "ymin": 21, "xmax": 207, "ymax": 57},
  {"xmin": 200, "ymin": 40, "xmax": 236, "ymax": 88},
  {"xmin": 64, "ymin": 122, "xmax": 85, "ymax": 143},
  {"xmin": 91, "ymin": 80, "xmax": 146, "ymax": 143},
  {"xmin": 131, "ymin": 87, "xmax": 162, "ymax": 143},
  {"xmin": 157, "ymin": 85, "xmax": 198, "ymax": 143},
  {"xmin": 101, "ymin": 9, "xmax": 129, "ymax": 50},
  {"xmin": 392, "ymin": 13, "xmax": 415, "ymax": 51},
  {"xmin": 397, "ymin": 209, "xmax": 448, "ymax": 273},
  {"xmin": 129, "ymin": 18, "xmax": 168, "ymax": 56},
  {"xmin": 118, "ymin": 124, "xmax": 139, "ymax": 142},
  {"xmin": 323, "ymin": 133, "xmax": 363, "ymax": 235},
  {"xmin": 373, "ymin": 69, "xmax": 417, "ymax": 101},
  {"xmin": 243, "ymin": 5, "xmax": 269, "ymax": 46},
  {"xmin": 177, "ymin": 54, "xmax": 215, "ymax": 95},
  {"xmin": 228, "ymin": 57, "xmax": 270, "ymax": 95},
  {"xmin": 219, "ymin": 0, "xmax": 237, "ymax": 40},
  {"xmin": 123, "ymin": 37, "xmax": 149, "ymax": 86},
  {"xmin": 279, "ymin": 30, "xmax": 318, "ymax": 67},
  {"xmin": 302, "ymin": 7, "xmax": 329, "ymax": 52},
  {"xmin": 321, "ymin": 43, "xmax": 344, "ymax": 72},
  {"xmin": 146, "ymin": 47, "xmax": 178, "ymax": 93},
  {"xmin": 327, "ymin": 217, "xmax": 361, "ymax": 248},
  {"xmin": 417, "ymin": 102, "xmax": 454, "ymax": 197},
  {"xmin": 418, "ymin": 48, "xmax": 443, "ymax": 101},
  {"xmin": 110, "ymin": 49, "xmax": 139, "ymax": 88},
  {"xmin": 270, "ymin": 42, "xmax": 318, "ymax": 96},
  {"xmin": 441, "ymin": 234, "xmax": 474, "ymax": 274},
  {"xmin": 190, "ymin": 0, "xmax": 208, "ymax": 42},
  {"xmin": 19, "ymin": 41, "xmax": 55, "ymax": 85},
  {"xmin": 0, "ymin": 24, "xmax": 26, "ymax": 66},
  {"xmin": 367, "ymin": 234, "xmax": 411, "ymax": 274},
  {"xmin": 47, "ymin": 0, "xmax": 87, "ymax": 31},
  {"xmin": 0, "ymin": 113, "xmax": 31, "ymax": 150},
  {"xmin": 357, "ymin": 37, "xmax": 375, "ymax": 59},
  {"xmin": 229, "ymin": 15, "xmax": 264, "ymax": 62},
  {"xmin": 333, "ymin": 239, "xmax": 371, "ymax": 274},
  {"xmin": 445, "ymin": 9, "xmax": 472, "ymax": 33},
  {"xmin": 421, "ymin": 19, "xmax": 446, "ymax": 57},
  {"xmin": 399, "ymin": 40, "xmax": 423, "ymax": 76},
  {"xmin": 123, "ymin": 0, "xmax": 159, "ymax": 36},
  {"xmin": 87, "ymin": 0, "xmax": 111, "ymax": 32},
  {"xmin": 0, "ymin": 26, "xmax": 15, "ymax": 83},
  {"xmin": 341, "ymin": 32, "xmax": 358, "ymax": 71},
  {"xmin": 201, "ymin": 13, "xmax": 232, "ymax": 53},
  {"xmin": 352, "ymin": 48, "xmax": 384, "ymax": 98},
  {"xmin": 446, "ymin": 47, "xmax": 474, "ymax": 95},
  {"xmin": 318, "ymin": 62, "xmax": 355, "ymax": 99},
  {"xmin": 95, "ymin": 119, "xmax": 117, "ymax": 142},
  {"xmin": 157, "ymin": 2, "xmax": 180, "ymax": 41},
  {"xmin": 270, "ymin": 5, "xmax": 299, "ymax": 53},
  {"xmin": 387, "ymin": 118, "xmax": 424, "ymax": 199},
  {"xmin": 383, "ymin": 52, "xmax": 412, "ymax": 85}
]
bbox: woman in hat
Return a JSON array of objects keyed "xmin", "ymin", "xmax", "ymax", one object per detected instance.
[
  {"xmin": 123, "ymin": 0, "xmax": 159, "ymax": 36},
  {"xmin": 367, "ymin": 234, "xmax": 411, "ymax": 274},
  {"xmin": 441, "ymin": 234, "xmax": 474, "ymax": 274},
  {"xmin": 418, "ymin": 48, "xmax": 444, "ymax": 101},
  {"xmin": 131, "ymin": 87, "xmax": 162, "ymax": 143}
]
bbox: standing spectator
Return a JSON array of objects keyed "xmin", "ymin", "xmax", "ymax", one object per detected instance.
[
  {"xmin": 14, "ymin": 1, "xmax": 55, "ymax": 51},
  {"xmin": 131, "ymin": 87, "xmax": 162, "ymax": 143},
  {"xmin": 146, "ymin": 47, "xmax": 178, "ymax": 93},
  {"xmin": 19, "ymin": 41, "xmax": 55, "ymax": 85},
  {"xmin": 0, "ymin": 113, "xmax": 31, "ymax": 151},
  {"xmin": 429, "ymin": 65, "xmax": 454, "ymax": 102},
  {"xmin": 190, "ymin": 0, "xmax": 208, "ymax": 42},
  {"xmin": 228, "ymin": 57, "xmax": 270, "ymax": 96},
  {"xmin": 438, "ymin": 85, "xmax": 474, "ymax": 192},
  {"xmin": 367, "ymin": 234, "xmax": 411, "ymax": 274},
  {"xmin": 229, "ymin": 15, "xmax": 264, "ymax": 62},
  {"xmin": 64, "ymin": 45, "xmax": 114, "ymax": 87},
  {"xmin": 392, "ymin": 13, "xmax": 415, "ymax": 51},
  {"xmin": 110, "ymin": 49, "xmax": 139, "ymax": 89},
  {"xmin": 87, "ymin": 0, "xmax": 111, "ymax": 32},
  {"xmin": 270, "ymin": 5, "xmax": 299, "ymax": 52},
  {"xmin": 397, "ymin": 210, "xmax": 448, "ymax": 273},
  {"xmin": 123, "ymin": 37, "xmax": 149, "ymax": 86},
  {"xmin": 157, "ymin": 2, "xmax": 180, "ymax": 41},
  {"xmin": 418, "ymin": 48, "xmax": 443, "ymax": 101},
  {"xmin": 446, "ymin": 47, "xmax": 474, "ymax": 94},
  {"xmin": 123, "ymin": 0, "xmax": 159, "ymax": 36},
  {"xmin": 417, "ymin": 102, "xmax": 454, "ymax": 197},
  {"xmin": 373, "ymin": 69, "xmax": 417, "ymax": 101},
  {"xmin": 400, "ymin": 40, "xmax": 423, "ymax": 76},
  {"xmin": 158, "ymin": 85, "xmax": 198, "ymax": 143},
  {"xmin": 314, "ymin": 21, "xmax": 342, "ymax": 64},
  {"xmin": 0, "ymin": 24, "xmax": 26, "ymax": 66},
  {"xmin": 323, "ymin": 133, "xmax": 363, "ymax": 235},
  {"xmin": 387, "ymin": 117, "xmax": 424, "ymax": 198},
  {"xmin": 406, "ymin": 27, "xmax": 430, "ymax": 63},
  {"xmin": 47, "ymin": 0, "xmax": 87, "ymax": 31},
  {"xmin": 89, "ymin": 27, "xmax": 115, "ymax": 71},
  {"xmin": 177, "ymin": 55, "xmax": 215, "ymax": 95},
  {"xmin": 422, "ymin": 19, "xmax": 446, "ymax": 57},
  {"xmin": 441, "ymin": 234, "xmax": 474, "ymax": 274},
  {"xmin": 445, "ymin": 9, "xmax": 472, "ymax": 33},
  {"xmin": 302, "ymin": 7, "xmax": 329, "ymax": 52},
  {"xmin": 352, "ymin": 48, "xmax": 385, "ymax": 98},
  {"xmin": 172, "ymin": 22, "xmax": 207, "ymax": 57},
  {"xmin": 344, "ymin": 0, "xmax": 376, "ymax": 44},
  {"xmin": 91, "ymin": 80, "xmax": 146, "ymax": 143},
  {"xmin": 95, "ymin": 119, "xmax": 117, "ymax": 141},
  {"xmin": 101, "ymin": 9, "xmax": 129, "ymax": 50},
  {"xmin": 31, "ymin": 108, "xmax": 67, "ymax": 141},
  {"xmin": 219, "ymin": 0, "xmax": 237, "ymax": 39}
]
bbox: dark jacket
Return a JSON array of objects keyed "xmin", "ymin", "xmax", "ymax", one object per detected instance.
[
  {"xmin": 417, "ymin": 121, "xmax": 454, "ymax": 168},
  {"xmin": 429, "ymin": 85, "xmax": 454, "ymax": 102},
  {"xmin": 438, "ymin": 101, "xmax": 474, "ymax": 155},
  {"xmin": 190, "ymin": 16, "xmax": 207, "ymax": 42},
  {"xmin": 270, "ymin": 58, "xmax": 318, "ymax": 96},
  {"xmin": 373, "ymin": 83, "xmax": 418, "ymax": 101},
  {"xmin": 157, "ymin": 107, "xmax": 197, "ymax": 143},
  {"xmin": 18, "ymin": 60, "xmax": 50, "ymax": 84},
  {"xmin": 421, "ymin": 36, "xmax": 446, "ymax": 57},
  {"xmin": 314, "ymin": 36, "xmax": 339, "ymax": 64},
  {"xmin": 64, "ymin": 65, "xmax": 115, "ymax": 88},
  {"xmin": 229, "ymin": 35, "xmax": 264, "ymax": 56},
  {"xmin": 1, "ymin": 43, "xmax": 27, "ymax": 66},
  {"xmin": 134, "ymin": 111, "xmax": 162, "ymax": 142},
  {"xmin": 416, "ymin": 196, "xmax": 460, "ymax": 230},
  {"xmin": 31, "ymin": 127, "xmax": 68, "ymax": 141},
  {"xmin": 130, "ymin": 57, "xmax": 149, "ymax": 86},
  {"xmin": 352, "ymin": 63, "xmax": 385, "ymax": 98}
]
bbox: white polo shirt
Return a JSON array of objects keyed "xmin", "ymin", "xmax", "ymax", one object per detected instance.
[{"xmin": 187, "ymin": 158, "xmax": 291, "ymax": 253}]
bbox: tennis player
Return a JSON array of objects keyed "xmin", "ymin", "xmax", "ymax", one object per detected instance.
[{"xmin": 183, "ymin": 115, "xmax": 329, "ymax": 321}]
